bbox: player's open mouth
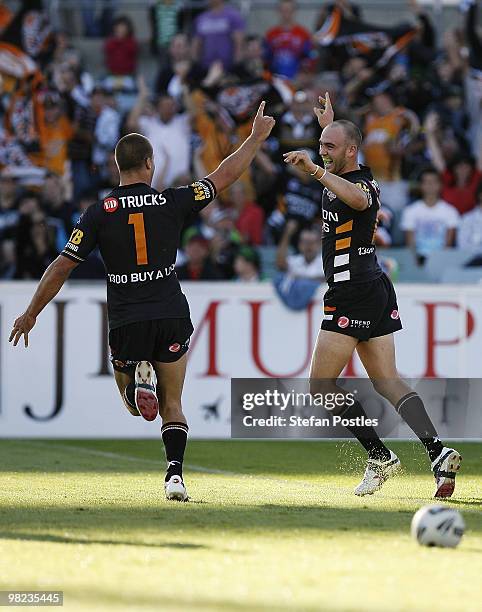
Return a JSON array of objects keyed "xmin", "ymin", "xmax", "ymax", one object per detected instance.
[{"xmin": 322, "ymin": 157, "xmax": 333, "ymax": 168}]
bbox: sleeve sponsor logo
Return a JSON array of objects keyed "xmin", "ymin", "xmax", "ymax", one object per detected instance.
[
  {"xmin": 356, "ymin": 182, "xmax": 372, "ymax": 207},
  {"xmin": 191, "ymin": 181, "xmax": 212, "ymax": 202},
  {"xmin": 104, "ymin": 197, "xmax": 119, "ymax": 213},
  {"xmin": 68, "ymin": 229, "xmax": 83, "ymax": 245}
]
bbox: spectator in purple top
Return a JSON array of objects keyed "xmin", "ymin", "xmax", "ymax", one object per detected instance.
[{"xmin": 192, "ymin": 0, "xmax": 245, "ymax": 71}]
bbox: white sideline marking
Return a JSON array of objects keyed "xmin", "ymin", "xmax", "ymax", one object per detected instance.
[
  {"xmin": 24, "ymin": 441, "xmax": 238, "ymax": 476},
  {"xmin": 17, "ymin": 441, "xmax": 340, "ymax": 492}
]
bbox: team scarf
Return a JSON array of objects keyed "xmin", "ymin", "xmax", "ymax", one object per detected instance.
[{"xmin": 314, "ymin": 7, "xmax": 417, "ymax": 69}]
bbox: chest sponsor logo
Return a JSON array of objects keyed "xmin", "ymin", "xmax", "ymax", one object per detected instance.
[
  {"xmin": 119, "ymin": 193, "xmax": 167, "ymax": 208},
  {"xmin": 104, "ymin": 197, "xmax": 119, "ymax": 213},
  {"xmin": 322, "ymin": 208, "xmax": 339, "ymax": 233},
  {"xmin": 324, "ymin": 189, "xmax": 337, "ymax": 201}
]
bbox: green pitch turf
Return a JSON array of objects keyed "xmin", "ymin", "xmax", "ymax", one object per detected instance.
[{"xmin": 0, "ymin": 440, "xmax": 481, "ymax": 612}]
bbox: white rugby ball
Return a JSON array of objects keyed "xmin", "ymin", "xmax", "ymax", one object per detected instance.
[{"xmin": 411, "ymin": 505, "xmax": 465, "ymax": 548}]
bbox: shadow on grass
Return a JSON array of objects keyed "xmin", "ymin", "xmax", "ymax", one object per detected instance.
[
  {"xmin": 0, "ymin": 531, "xmax": 207, "ymax": 549},
  {"xmin": 62, "ymin": 588, "xmax": 325, "ymax": 612},
  {"xmin": 1, "ymin": 502, "xmax": 481, "ymax": 537},
  {"xmin": 443, "ymin": 498, "xmax": 482, "ymax": 507}
]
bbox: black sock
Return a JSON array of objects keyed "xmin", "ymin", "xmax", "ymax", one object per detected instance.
[
  {"xmin": 161, "ymin": 422, "xmax": 188, "ymax": 481},
  {"xmin": 124, "ymin": 383, "xmax": 136, "ymax": 409},
  {"xmin": 340, "ymin": 400, "xmax": 392, "ymax": 461},
  {"xmin": 396, "ymin": 392, "xmax": 444, "ymax": 463}
]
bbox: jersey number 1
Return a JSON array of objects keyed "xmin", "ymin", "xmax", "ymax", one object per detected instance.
[{"xmin": 128, "ymin": 213, "xmax": 148, "ymax": 265}]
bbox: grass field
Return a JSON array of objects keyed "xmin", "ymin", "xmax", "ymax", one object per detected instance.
[{"xmin": 0, "ymin": 439, "xmax": 481, "ymax": 612}]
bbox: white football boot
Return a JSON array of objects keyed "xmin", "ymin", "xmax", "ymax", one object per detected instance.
[
  {"xmin": 165, "ymin": 475, "xmax": 189, "ymax": 502},
  {"xmin": 432, "ymin": 447, "xmax": 462, "ymax": 499},
  {"xmin": 354, "ymin": 450, "xmax": 401, "ymax": 496},
  {"xmin": 134, "ymin": 361, "xmax": 159, "ymax": 421}
]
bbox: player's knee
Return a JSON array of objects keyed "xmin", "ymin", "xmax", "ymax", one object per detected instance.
[{"xmin": 372, "ymin": 377, "xmax": 399, "ymax": 399}]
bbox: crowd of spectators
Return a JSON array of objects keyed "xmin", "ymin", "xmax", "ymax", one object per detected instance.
[{"xmin": 1, "ymin": 0, "xmax": 482, "ymax": 283}]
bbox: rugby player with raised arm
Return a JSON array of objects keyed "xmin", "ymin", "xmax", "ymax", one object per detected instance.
[
  {"xmin": 9, "ymin": 101, "xmax": 275, "ymax": 502},
  {"xmin": 283, "ymin": 93, "xmax": 461, "ymax": 498}
]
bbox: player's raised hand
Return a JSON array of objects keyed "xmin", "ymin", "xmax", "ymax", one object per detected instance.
[
  {"xmin": 251, "ymin": 101, "xmax": 276, "ymax": 143},
  {"xmin": 283, "ymin": 150, "xmax": 317, "ymax": 175},
  {"xmin": 136, "ymin": 74, "xmax": 149, "ymax": 99},
  {"xmin": 9, "ymin": 312, "xmax": 36, "ymax": 348},
  {"xmin": 314, "ymin": 92, "xmax": 334, "ymax": 129}
]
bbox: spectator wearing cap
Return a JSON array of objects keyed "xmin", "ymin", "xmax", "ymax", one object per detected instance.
[
  {"xmin": 276, "ymin": 219, "xmax": 324, "ymax": 280},
  {"xmin": 209, "ymin": 208, "xmax": 242, "ymax": 279},
  {"xmin": 176, "ymin": 228, "xmax": 223, "ymax": 280},
  {"xmin": 39, "ymin": 91, "xmax": 74, "ymax": 177},
  {"xmin": 363, "ymin": 89, "xmax": 419, "ymax": 211},
  {"xmin": 424, "ymin": 112, "xmax": 482, "ymax": 215},
  {"xmin": 264, "ymin": 0, "xmax": 313, "ymax": 80},
  {"xmin": 127, "ymin": 76, "xmax": 190, "ymax": 190},
  {"xmin": 104, "ymin": 16, "xmax": 138, "ymax": 76},
  {"xmin": 229, "ymin": 182, "xmax": 264, "ymax": 246},
  {"xmin": 234, "ymin": 246, "xmax": 262, "ymax": 282},
  {"xmin": 401, "ymin": 168, "xmax": 459, "ymax": 265},
  {"xmin": 91, "ymin": 87, "xmax": 120, "ymax": 178},
  {"xmin": 458, "ymin": 182, "xmax": 482, "ymax": 252},
  {"xmin": 192, "ymin": 0, "xmax": 245, "ymax": 71}
]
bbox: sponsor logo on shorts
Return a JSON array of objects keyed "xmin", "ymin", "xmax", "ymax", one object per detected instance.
[
  {"xmin": 104, "ymin": 197, "xmax": 119, "ymax": 213},
  {"xmin": 391, "ymin": 309, "xmax": 399, "ymax": 320},
  {"xmin": 351, "ymin": 320, "xmax": 371, "ymax": 328},
  {"xmin": 169, "ymin": 343, "xmax": 181, "ymax": 353},
  {"xmin": 337, "ymin": 316, "xmax": 371, "ymax": 329}
]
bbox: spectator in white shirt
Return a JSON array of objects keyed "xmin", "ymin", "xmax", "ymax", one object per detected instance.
[
  {"xmin": 127, "ymin": 76, "xmax": 191, "ymax": 190},
  {"xmin": 401, "ymin": 168, "xmax": 459, "ymax": 264},
  {"xmin": 91, "ymin": 87, "xmax": 120, "ymax": 175},
  {"xmin": 276, "ymin": 219, "xmax": 324, "ymax": 280},
  {"xmin": 458, "ymin": 181, "xmax": 482, "ymax": 251}
]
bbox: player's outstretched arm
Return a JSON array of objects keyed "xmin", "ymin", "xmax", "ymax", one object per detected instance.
[
  {"xmin": 283, "ymin": 150, "xmax": 369, "ymax": 211},
  {"xmin": 207, "ymin": 101, "xmax": 275, "ymax": 194},
  {"xmin": 9, "ymin": 255, "xmax": 78, "ymax": 347}
]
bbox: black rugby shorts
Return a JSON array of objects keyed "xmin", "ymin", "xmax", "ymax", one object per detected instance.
[
  {"xmin": 109, "ymin": 317, "xmax": 194, "ymax": 373},
  {"xmin": 320, "ymin": 273, "xmax": 402, "ymax": 341}
]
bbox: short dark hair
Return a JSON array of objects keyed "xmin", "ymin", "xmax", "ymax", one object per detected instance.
[
  {"xmin": 115, "ymin": 134, "xmax": 153, "ymax": 172},
  {"xmin": 112, "ymin": 15, "xmax": 134, "ymax": 36},
  {"xmin": 419, "ymin": 167, "xmax": 440, "ymax": 182},
  {"xmin": 332, "ymin": 120, "xmax": 363, "ymax": 147}
]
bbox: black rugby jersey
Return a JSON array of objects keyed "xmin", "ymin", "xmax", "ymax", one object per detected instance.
[
  {"xmin": 61, "ymin": 179, "xmax": 216, "ymax": 329},
  {"xmin": 321, "ymin": 166, "xmax": 383, "ymax": 286}
]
